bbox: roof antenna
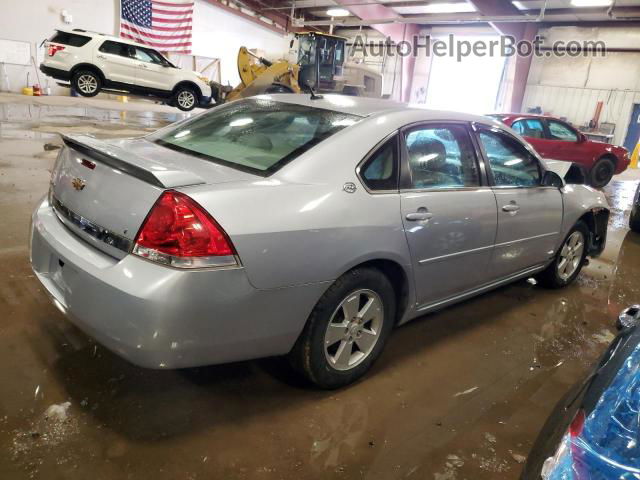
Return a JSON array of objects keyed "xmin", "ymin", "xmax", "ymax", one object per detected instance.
[{"xmin": 303, "ymin": 81, "xmax": 323, "ymax": 100}]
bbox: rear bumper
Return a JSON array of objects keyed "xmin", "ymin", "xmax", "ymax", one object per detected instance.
[
  {"xmin": 40, "ymin": 64, "xmax": 71, "ymax": 82},
  {"xmin": 30, "ymin": 197, "xmax": 326, "ymax": 368}
]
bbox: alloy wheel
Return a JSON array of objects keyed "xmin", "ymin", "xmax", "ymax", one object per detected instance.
[
  {"xmin": 323, "ymin": 289, "xmax": 384, "ymax": 371},
  {"xmin": 177, "ymin": 91, "xmax": 195, "ymax": 110},
  {"xmin": 557, "ymin": 231, "xmax": 585, "ymax": 281},
  {"xmin": 77, "ymin": 74, "xmax": 98, "ymax": 94}
]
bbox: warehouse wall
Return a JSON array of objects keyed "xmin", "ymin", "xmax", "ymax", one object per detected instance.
[
  {"xmin": 522, "ymin": 26, "xmax": 640, "ymax": 146},
  {"xmin": 191, "ymin": 1, "xmax": 287, "ymax": 87},
  {"xmin": 0, "ymin": 0, "xmax": 286, "ymax": 94}
]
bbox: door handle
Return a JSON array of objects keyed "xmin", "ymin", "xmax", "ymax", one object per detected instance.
[
  {"xmin": 96, "ymin": 54, "xmax": 106, "ymax": 59},
  {"xmin": 138, "ymin": 63, "xmax": 148, "ymax": 68},
  {"xmin": 406, "ymin": 210, "xmax": 433, "ymax": 222},
  {"xmin": 502, "ymin": 202, "xmax": 520, "ymax": 213}
]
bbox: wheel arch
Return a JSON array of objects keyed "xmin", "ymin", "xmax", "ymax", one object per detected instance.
[
  {"xmin": 172, "ymin": 81, "xmax": 203, "ymax": 99},
  {"xmin": 70, "ymin": 63, "xmax": 106, "ymax": 83},
  {"xmin": 336, "ymin": 258, "xmax": 412, "ymax": 326},
  {"xmin": 597, "ymin": 152, "xmax": 618, "ymax": 169},
  {"xmin": 576, "ymin": 208, "xmax": 610, "ymax": 257}
]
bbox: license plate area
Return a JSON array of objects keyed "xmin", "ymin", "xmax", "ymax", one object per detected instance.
[{"xmin": 46, "ymin": 255, "xmax": 77, "ymax": 307}]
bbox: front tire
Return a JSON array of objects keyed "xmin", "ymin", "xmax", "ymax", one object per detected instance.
[
  {"xmin": 288, "ymin": 268, "xmax": 396, "ymax": 389},
  {"xmin": 588, "ymin": 157, "xmax": 615, "ymax": 188},
  {"xmin": 174, "ymin": 86, "xmax": 198, "ymax": 111},
  {"xmin": 72, "ymin": 70, "xmax": 101, "ymax": 97},
  {"xmin": 630, "ymin": 203, "xmax": 640, "ymax": 232},
  {"xmin": 536, "ymin": 222, "xmax": 589, "ymax": 288}
]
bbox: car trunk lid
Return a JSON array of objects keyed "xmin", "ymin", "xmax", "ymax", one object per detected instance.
[{"xmin": 50, "ymin": 134, "xmax": 253, "ymax": 259}]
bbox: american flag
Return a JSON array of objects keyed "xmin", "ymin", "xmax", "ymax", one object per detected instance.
[{"xmin": 120, "ymin": 0, "xmax": 193, "ymax": 54}]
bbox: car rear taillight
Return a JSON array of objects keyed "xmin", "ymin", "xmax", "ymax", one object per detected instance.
[
  {"xmin": 132, "ymin": 190, "xmax": 238, "ymax": 269},
  {"xmin": 569, "ymin": 409, "xmax": 586, "ymax": 437},
  {"xmin": 48, "ymin": 44, "xmax": 66, "ymax": 56}
]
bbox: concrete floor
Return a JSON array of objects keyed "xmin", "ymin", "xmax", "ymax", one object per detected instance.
[{"xmin": 1, "ymin": 94, "xmax": 639, "ymax": 480}]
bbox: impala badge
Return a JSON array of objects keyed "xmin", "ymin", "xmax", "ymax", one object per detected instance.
[
  {"xmin": 343, "ymin": 182, "xmax": 357, "ymax": 194},
  {"xmin": 72, "ymin": 177, "xmax": 86, "ymax": 191}
]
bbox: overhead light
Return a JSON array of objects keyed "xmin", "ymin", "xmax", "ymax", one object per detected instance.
[
  {"xmin": 326, "ymin": 8, "xmax": 350, "ymax": 17},
  {"xmin": 570, "ymin": 0, "xmax": 612, "ymax": 6}
]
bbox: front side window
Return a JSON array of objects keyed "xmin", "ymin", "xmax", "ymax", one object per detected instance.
[
  {"xmin": 99, "ymin": 41, "xmax": 132, "ymax": 58},
  {"xmin": 360, "ymin": 136, "xmax": 398, "ymax": 191},
  {"xmin": 479, "ymin": 130, "xmax": 541, "ymax": 187},
  {"xmin": 297, "ymin": 36, "xmax": 316, "ymax": 66},
  {"xmin": 512, "ymin": 119, "xmax": 545, "ymax": 139},
  {"xmin": 404, "ymin": 125, "xmax": 479, "ymax": 189},
  {"xmin": 548, "ymin": 121, "xmax": 578, "ymax": 142},
  {"xmin": 153, "ymin": 99, "xmax": 360, "ymax": 175},
  {"xmin": 134, "ymin": 47, "xmax": 167, "ymax": 65}
]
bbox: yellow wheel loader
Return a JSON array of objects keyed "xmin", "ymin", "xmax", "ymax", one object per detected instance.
[{"xmin": 210, "ymin": 32, "xmax": 382, "ymax": 105}]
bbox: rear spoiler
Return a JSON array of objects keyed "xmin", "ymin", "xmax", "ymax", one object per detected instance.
[{"xmin": 61, "ymin": 135, "xmax": 206, "ymax": 188}]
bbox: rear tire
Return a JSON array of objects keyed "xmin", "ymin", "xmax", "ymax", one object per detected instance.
[
  {"xmin": 173, "ymin": 86, "xmax": 198, "ymax": 111},
  {"xmin": 72, "ymin": 70, "xmax": 101, "ymax": 97},
  {"xmin": 536, "ymin": 222, "xmax": 589, "ymax": 289},
  {"xmin": 288, "ymin": 268, "xmax": 395, "ymax": 389},
  {"xmin": 588, "ymin": 157, "xmax": 615, "ymax": 188}
]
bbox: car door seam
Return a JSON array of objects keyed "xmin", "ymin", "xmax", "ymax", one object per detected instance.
[{"xmin": 418, "ymin": 243, "xmax": 494, "ymax": 265}]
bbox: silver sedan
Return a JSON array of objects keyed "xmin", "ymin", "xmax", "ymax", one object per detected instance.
[{"xmin": 30, "ymin": 94, "xmax": 610, "ymax": 388}]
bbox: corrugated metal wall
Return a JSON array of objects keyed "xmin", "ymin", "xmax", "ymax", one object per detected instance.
[
  {"xmin": 522, "ymin": 26, "xmax": 640, "ymax": 148},
  {"xmin": 522, "ymin": 86, "xmax": 640, "ymax": 146}
]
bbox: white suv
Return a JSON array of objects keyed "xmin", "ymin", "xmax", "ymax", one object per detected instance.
[{"xmin": 41, "ymin": 29, "xmax": 212, "ymax": 111}]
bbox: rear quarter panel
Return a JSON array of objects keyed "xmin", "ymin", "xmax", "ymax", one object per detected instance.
[{"xmin": 177, "ymin": 116, "xmax": 415, "ymax": 291}]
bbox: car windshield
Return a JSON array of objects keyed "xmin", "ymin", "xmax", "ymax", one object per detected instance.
[{"xmin": 153, "ymin": 99, "xmax": 360, "ymax": 175}]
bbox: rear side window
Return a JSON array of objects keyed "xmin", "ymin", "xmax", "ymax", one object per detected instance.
[
  {"xmin": 153, "ymin": 99, "xmax": 361, "ymax": 176},
  {"xmin": 404, "ymin": 124, "xmax": 479, "ymax": 189},
  {"xmin": 512, "ymin": 119, "xmax": 545, "ymax": 139},
  {"xmin": 360, "ymin": 136, "xmax": 399, "ymax": 191},
  {"xmin": 478, "ymin": 130, "xmax": 541, "ymax": 187},
  {"xmin": 99, "ymin": 41, "xmax": 132, "ymax": 57},
  {"xmin": 49, "ymin": 31, "xmax": 91, "ymax": 47}
]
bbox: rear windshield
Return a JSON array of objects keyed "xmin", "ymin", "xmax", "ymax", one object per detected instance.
[
  {"xmin": 153, "ymin": 99, "xmax": 361, "ymax": 176},
  {"xmin": 49, "ymin": 31, "xmax": 92, "ymax": 47}
]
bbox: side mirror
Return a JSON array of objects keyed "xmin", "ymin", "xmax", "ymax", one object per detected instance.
[
  {"xmin": 542, "ymin": 170, "xmax": 565, "ymax": 189},
  {"xmin": 289, "ymin": 39, "xmax": 294, "ymax": 48},
  {"xmin": 578, "ymin": 133, "xmax": 587, "ymax": 143}
]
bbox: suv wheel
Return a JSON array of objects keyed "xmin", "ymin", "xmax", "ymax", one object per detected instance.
[
  {"xmin": 536, "ymin": 222, "xmax": 589, "ymax": 288},
  {"xmin": 588, "ymin": 157, "xmax": 615, "ymax": 188},
  {"xmin": 174, "ymin": 86, "xmax": 197, "ymax": 111},
  {"xmin": 72, "ymin": 70, "xmax": 101, "ymax": 97},
  {"xmin": 288, "ymin": 268, "xmax": 396, "ymax": 389}
]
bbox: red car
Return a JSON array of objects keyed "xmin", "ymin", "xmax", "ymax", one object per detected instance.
[{"xmin": 489, "ymin": 114, "xmax": 630, "ymax": 188}]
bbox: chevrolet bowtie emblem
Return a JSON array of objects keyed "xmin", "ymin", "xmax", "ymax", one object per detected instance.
[{"xmin": 72, "ymin": 177, "xmax": 86, "ymax": 191}]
